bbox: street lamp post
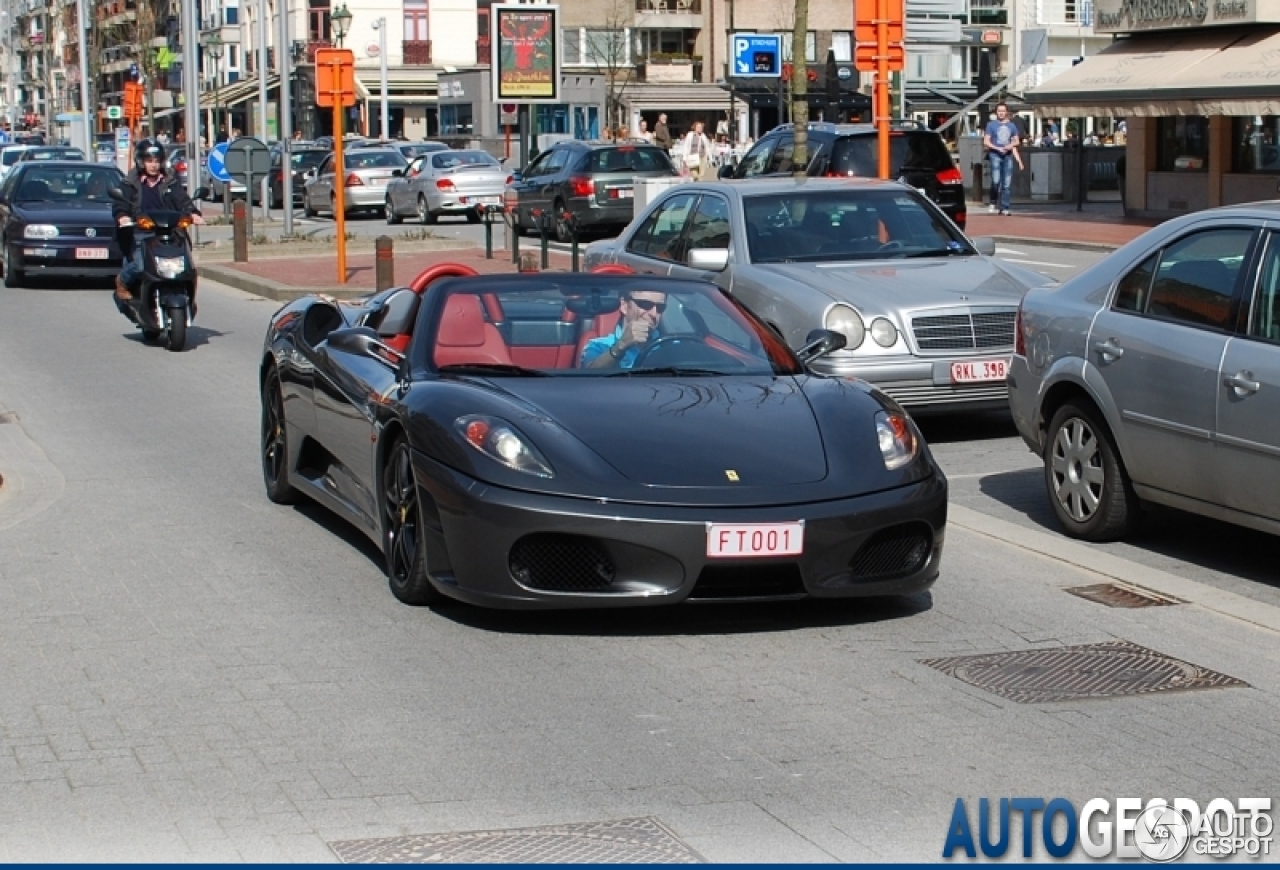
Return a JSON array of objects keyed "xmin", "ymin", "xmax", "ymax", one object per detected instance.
[
  {"xmin": 204, "ymin": 31, "xmax": 223, "ymax": 144},
  {"xmin": 330, "ymin": 4, "xmax": 352, "ymax": 138},
  {"xmin": 372, "ymin": 17, "xmax": 387, "ymax": 141}
]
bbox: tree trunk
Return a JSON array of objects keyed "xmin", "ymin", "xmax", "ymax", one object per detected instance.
[{"xmin": 790, "ymin": 0, "xmax": 809, "ymax": 178}]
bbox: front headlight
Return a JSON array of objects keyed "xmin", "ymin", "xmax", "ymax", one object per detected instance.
[
  {"xmin": 24, "ymin": 224, "xmax": 58, "ymax": 239},
  {"xmin": 875, "ymin": 410, "xmax": 918, "ymax": 470},
  {"xmin": 869, "ymin": 317, "xmax": 898, "ymax": 348},
  {"xmin": 825, "ymin": 304, "xmax": 865, "ymax": 350},
  {"xmin": 155, "ymin": 256, "xmax": 187, "ymax": 279},
  {"xmin": 455, "ymin": 414, "xmax": 554, "ymax": 478}
]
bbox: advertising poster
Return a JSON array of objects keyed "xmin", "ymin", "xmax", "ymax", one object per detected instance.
[{"xmin": 492, "ymin": 4, "xmax": 560, "ymax": 103}]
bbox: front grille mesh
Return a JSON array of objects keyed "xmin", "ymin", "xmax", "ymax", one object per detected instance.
[
  {"xmin": 690, "ymin": 563, "xmax": 806, "ymax": 599},
  {"xmin": 509, "ymin": 534, "xmax": 616, "ymax": 592},
  {"xmin": 848, "ymin": 523, "xmax": 933, "ymax": 581},
  {"xmin": 912, "ymin": 310, "xmax": 1016, "ymax": 351}
]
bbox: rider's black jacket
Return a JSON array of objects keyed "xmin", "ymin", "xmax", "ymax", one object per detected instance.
[{"xmin": 111, "ymin": 170, "xmax": 201, "ymax": 224}]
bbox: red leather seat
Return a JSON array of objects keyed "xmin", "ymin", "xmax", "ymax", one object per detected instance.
[
  {"xmin": 575, "ymin": 310, "xmax": 622, "ymax": 366},
  {"xmin": 434, "ymin": 294, "xmax": 513, "ymax": 367}
]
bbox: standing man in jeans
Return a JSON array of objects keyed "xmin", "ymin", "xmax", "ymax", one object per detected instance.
[{"xmin": 983, "ymin": 103, "xmax": 1023, "ymax": 215}]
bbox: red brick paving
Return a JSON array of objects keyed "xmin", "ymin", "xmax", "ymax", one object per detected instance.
[
  {"xmin": 966, "ymin": 210, "xmax": 1160, "ymax": 248},
  {"xmin": 216, "ymin": 246, "xmax": 576, "ymax": 289}
]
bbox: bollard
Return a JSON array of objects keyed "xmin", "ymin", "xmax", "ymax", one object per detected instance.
[
  {"xmin": 233, "ymin": 199, "xmax": 248, "ymax": 263},
  {"xmin": 483, "ymin": 208, "xmax": 495, "ymax": 259},
  {"xmin": 511, "ymin": 210, "xmax": 522, "ymax": 265},
  {"xmin": 375, "ymin": 235, "xmax": 394, "ymax": 291},
  {"xmin": 971, "ymin": 162, "xmax": 984, "ymax": 205},
  {"xmin": 566, "ymin": 211, "xmax": 579, "ymax": 272},
  {"xmin": 538, "ymin": 212, "xmax": 550, "ymax": 270}
]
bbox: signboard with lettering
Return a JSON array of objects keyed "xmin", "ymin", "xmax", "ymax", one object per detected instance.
[
  {"xmin": 492, "ymin": 4, "xmax": 561, "ymax": 103},
  {"xmin": 1092, "ymin": 0, "xmax": 1269, "ymax": 31}
]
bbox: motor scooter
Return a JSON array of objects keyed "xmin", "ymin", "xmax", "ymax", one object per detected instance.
[{"xmin": 112, "ymin": 198, "xmax": 202, "ymax": 352}]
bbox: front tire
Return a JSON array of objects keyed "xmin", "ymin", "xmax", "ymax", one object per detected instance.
[
  {"xmin": 418, "ymin": 196, "xmax": 437, "ymax": 225},
  {"xmin": 4, "ymin": 245, "xmax": 23, "ymax": 288},
  {"xmin": 553, "ymin": 200, "xmax": 572, "ymax": 243},
  {"xmin": 1044, "ymin": 400, "xmax": 1139, "ymax": 541},
  {"xmin": 386, "ymin": 197, "xmax": 402, "ymax": 224},
  {"xmin": 165, "ymin": 307, "xmax": 187, "ymax": 351},
  {"xmin": 261, "ymin": 370, "xmax": 299, "ymax": 505},
  {"xmin": 303, "ymin": 194, "xmax": 317, "ymax": 218},
  {"xmin": 383, "ymin": 440, "xmax": 440, "ymax": 606}
]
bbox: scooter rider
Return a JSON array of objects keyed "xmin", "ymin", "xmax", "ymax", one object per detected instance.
[{"xmin": 113, "ymin": 139, "xmax": 204, "ymax": 307}]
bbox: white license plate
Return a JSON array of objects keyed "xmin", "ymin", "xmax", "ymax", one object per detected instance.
[
  {"xmin": 479, "ymin": 195, "xmax": 501, "ymax": 204},
  {"xmin": 951, "ymin": 358, "xmax": 1009, "ymax": 383},
  {"xmin": 75, "ymin": 248, "xmax": 109, "ymax": 260},
  {"xmin": 706, "ymin": 522, "xmax": 804, "ymax": 559},
  {"xmin": 611, "ymin": 188, "xmax": 634, "ymax": 199}
]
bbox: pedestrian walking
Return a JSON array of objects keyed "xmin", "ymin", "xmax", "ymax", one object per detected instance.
[
  {"xmin": 983, "ymin": 102, "xmax": 1023, "ymax": 215},
  {"xmin": 653, "ymin": 113, "xmax": 672, "ymax": 150},
  {"xmin": 681, "ymin": 121, "xmax": 713, "ymax": 180}
]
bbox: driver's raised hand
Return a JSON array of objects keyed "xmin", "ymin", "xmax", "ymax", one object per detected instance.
[{"xmin": 620, "ymin": 319, "xmax": 653, "ymax": 349}]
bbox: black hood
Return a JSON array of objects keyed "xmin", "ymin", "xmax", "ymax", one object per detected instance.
[{"xmin": 12, "ymin": 200, "xmax": 116, "ymax": 224}]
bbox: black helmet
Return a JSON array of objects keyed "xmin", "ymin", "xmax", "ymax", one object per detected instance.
[{"xmin": 134, "ymin": 138, "xmax": 165, "ymax": 171}]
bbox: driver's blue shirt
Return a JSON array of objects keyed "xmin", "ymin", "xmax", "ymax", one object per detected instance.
[{"xmin": 580, "ymin": 322, "xmax": 658, "ymax": 369}]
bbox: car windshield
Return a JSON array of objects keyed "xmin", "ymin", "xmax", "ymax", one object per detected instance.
[
  {"xmin": 587, "ymin": 146, "xmax": 673, "ymax": 173},
  {"xmin": 12, "ymin": 166, "xmax": 122, "ymax": 202},
  {"xmin": 399, "ymin": 143, "xmax": 447, "ymax": 159},
  {"xmin": 1, "ymin": 150, "xmax": 25, "ymax": 166},
  {"xmin": 292, "ymin": 150, "xmax": 328, "ymax": 169},
  {"xmin": 830, "ymin": 132, "xmax": 953, "ymax": 176},
  {"xmin": 343, "ymin": 151, "xmax": 407, "ymax": 170},
  {"xmin": 431, "ymin": 151, "xmax": 498, "ymax": 169},
  {"xmin": 743, "ymin": 188, "xmax": 971, "ymax": 263},
  {"xmin": 428, "ymin": 277, "xmax": 802, "ymax": 376}
]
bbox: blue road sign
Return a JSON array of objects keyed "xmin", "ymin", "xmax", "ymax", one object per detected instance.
[
  {"xmin": 731, "ymin": 33, "xmax": 781, "ymax": 78},
  {"xmin": 207, "ymin": 142, "xmax": 233, "ymax": 184}
]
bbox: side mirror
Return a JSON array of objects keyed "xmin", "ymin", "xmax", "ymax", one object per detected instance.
[
  {"xmin": 391, "ymin": 168, "xmax": 404, "ymax": 177},
  {"xmin": 797, "ymin": 328, "xmax": 847, "ymax": 363},
  {"xmin": 108, "ymin": 187, "xmax": 126, "ymax": 202},
  {"xmin": 194, "ymin": 186, "xmax": 210, "ymax": 201},
  {"xmin": 687, "ymin": 248, "xmax": 729, "ymax": 272},
  {"xmin": 326, "ymin": 326, "xmax": 404, "ymax": 368},
  {"xmin": 304, "ymin": 168, "xmax": 317, "ymax": 180},
  {"xmin": 510, "ymin": 170, "xmax": 523, "ymax": 182},
  {"xmin": 717, "ymin": 164, "xmax": 736, "ymax": 180},
  {"xmin": 970, "ymin": 236, "xmax": 997, "ymax": 256}
]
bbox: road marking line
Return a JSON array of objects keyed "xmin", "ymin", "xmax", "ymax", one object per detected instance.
[
  {"xmin": 995, "ymin": 247, "xmax": 1028, "ymax": 256},
  {"xmin": 1000, "ymin": 257, "xmax": 1074, "ymax": 268},
  {"xmin": 949, "ymin": 503, "xmax": 1280, "ymax": 635}
]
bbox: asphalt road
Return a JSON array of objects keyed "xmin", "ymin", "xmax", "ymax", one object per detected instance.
[{"xmin": 1, "ymin": 249, "xmax": 1278, "ymax": 861}]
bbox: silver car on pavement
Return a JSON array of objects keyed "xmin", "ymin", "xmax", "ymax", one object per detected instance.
[
  {"xmin": 1009, "ymin": 203, "xmax": 1280, "ymax": 542},
  {"xmin": 302, "ymin": 147, "xmax": 408, "ymax": 217},
  {"xmin": 384, "ymin": 149, "xmax": 510, "ymax": 224},
  {"xmin": 585, "ymin": 178, "xmax": 1048, "ymax": 413}
]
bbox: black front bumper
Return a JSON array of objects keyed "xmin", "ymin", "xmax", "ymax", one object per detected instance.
[
  {"xmin": 412, "ymin": 449, "xmax": 947, "ymax": 610},
  {"xmin": 12, "ymin": 241, "xmax": 122, "ymax": 277}
]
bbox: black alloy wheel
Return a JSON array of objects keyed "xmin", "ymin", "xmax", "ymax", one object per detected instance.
[
  {"xmin": 383, "ymin": 440, "xmax": 440, "ymax": 605},
  {"xmin": 3, "ymin": 245, "xmax": 23, "ymax": 288},
  {"xmin": 261, "ymin": 370, "xmax": 299, "ymax": 505}
]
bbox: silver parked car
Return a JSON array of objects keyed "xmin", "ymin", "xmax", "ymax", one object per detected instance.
[
  {"xmin": 384, "ymin": 149, "xmax": 510, "ymax": 225},
  {"xmin": 1009, "ymin": 204, "xmax": 1280, "ymax": 542},
  {"xmin": 302, "ymin": 147, "xmax": 408, "ymax": 217},
  {"xmin": 585, "ymin": 178, "xmax": 1047, "ymax": 413}
]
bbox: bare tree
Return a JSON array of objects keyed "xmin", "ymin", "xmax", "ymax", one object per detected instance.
[
  {"xmin": 582, "ymin": 0, "xmax": 636, "ymax": 136},
  {"xmin": 133, "ymin": 0, "xmax": 168, "ymax": 136},
  {"xmin": 790, "ymin": 0, "xmax": 809, "ymax": 177}
]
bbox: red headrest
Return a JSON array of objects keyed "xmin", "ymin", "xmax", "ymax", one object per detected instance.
[{"xmin": 436, "ymin": 295, "xmax": 487, "ymax": 347}]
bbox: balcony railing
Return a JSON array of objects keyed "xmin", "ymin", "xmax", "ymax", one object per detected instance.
[
  {"xmin": 403, "ymin": 40, "xmax": 432, "ymax": 65},
  {"xmin": 305, "ymin": 40, "xmax": 332, "ymax": 62},
  {"xmin": 635, "ymin": 0, "xmax": 701, "ymax": 12},
  {"xmin": 477, "ymin": 36, "xmax": 490, "ymax": 65}
]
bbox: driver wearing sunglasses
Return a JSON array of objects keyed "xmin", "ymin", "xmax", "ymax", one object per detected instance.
[{"xmin": 580, "ymin": 290, "xmax": 667, "ymax": 369}]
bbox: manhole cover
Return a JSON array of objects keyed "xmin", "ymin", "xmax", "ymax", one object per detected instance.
[
  {"xmin": 1065, "ymin": 582, "xmax": 1184, "ymax": 608},
  {"xmin": 921, "ymin": 640, "xmax": 1248, "ymax": 704},
  {"xmin": 329, "ymin": 817, "xmax": 704, "ymax": 864}
]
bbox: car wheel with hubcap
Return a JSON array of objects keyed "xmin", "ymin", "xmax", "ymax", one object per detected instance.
[
  {"xmin": 385, "ymin": 197, "xmax": 402, "ymax": 224},
  {"xmin": 383, "ymin": 439, "xmax": 440, "ymax": 605},
  {"xmin": 1044, "ymin": 400, "xmax": 1139, "ymax": 542},
  {"xmin": 418, "ymin": 196, "xmax": 437, "ymax": 225},
  {"xmin": 553, "ymin": 200, "xmax": 573, "ymax": 243}
]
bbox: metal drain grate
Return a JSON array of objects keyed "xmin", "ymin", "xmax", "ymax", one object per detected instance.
[
  {"xmin": 1065, "ymin": 582, "xmax": 1185, "ymax": 608},
  {"xmin": 329, "ymin": 817, "xmax": 704, "ymax": 864},
  {"xmin": 921, "ymin": 640, "xmax": 1248, "ymax": 704}
]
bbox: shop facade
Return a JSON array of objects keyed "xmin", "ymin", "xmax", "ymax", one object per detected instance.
[{"xmin": 1026, "ymin": 4, "xmax": 1280, "ymax": 218}]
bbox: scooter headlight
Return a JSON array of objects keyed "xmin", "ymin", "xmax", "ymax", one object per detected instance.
[{"xmin": 155, "ymin": 256, "xmax": 187, "ymax": 279}]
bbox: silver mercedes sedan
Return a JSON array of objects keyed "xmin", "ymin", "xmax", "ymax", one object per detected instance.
[
  {"xmin": 584, "ymin": 178, "xmax": 1049, "ymax": 413},
  {"xmin": 1009, "ymin": 203, "xmax": 1280, "ymax": 542}
]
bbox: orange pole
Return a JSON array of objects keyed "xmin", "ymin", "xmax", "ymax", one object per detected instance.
[
  {"xmin": 876, "ymin": 0, "xmax": 890, "ymax": 179},
  {"xmin": 334, "ymin": 91, "xmax": 347, "ymax": 284}
]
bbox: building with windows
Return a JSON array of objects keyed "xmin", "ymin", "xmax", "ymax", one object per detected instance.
[{"xmin": 1026, "ymin": 0, "xmax": 1280, "ymax": 217}]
